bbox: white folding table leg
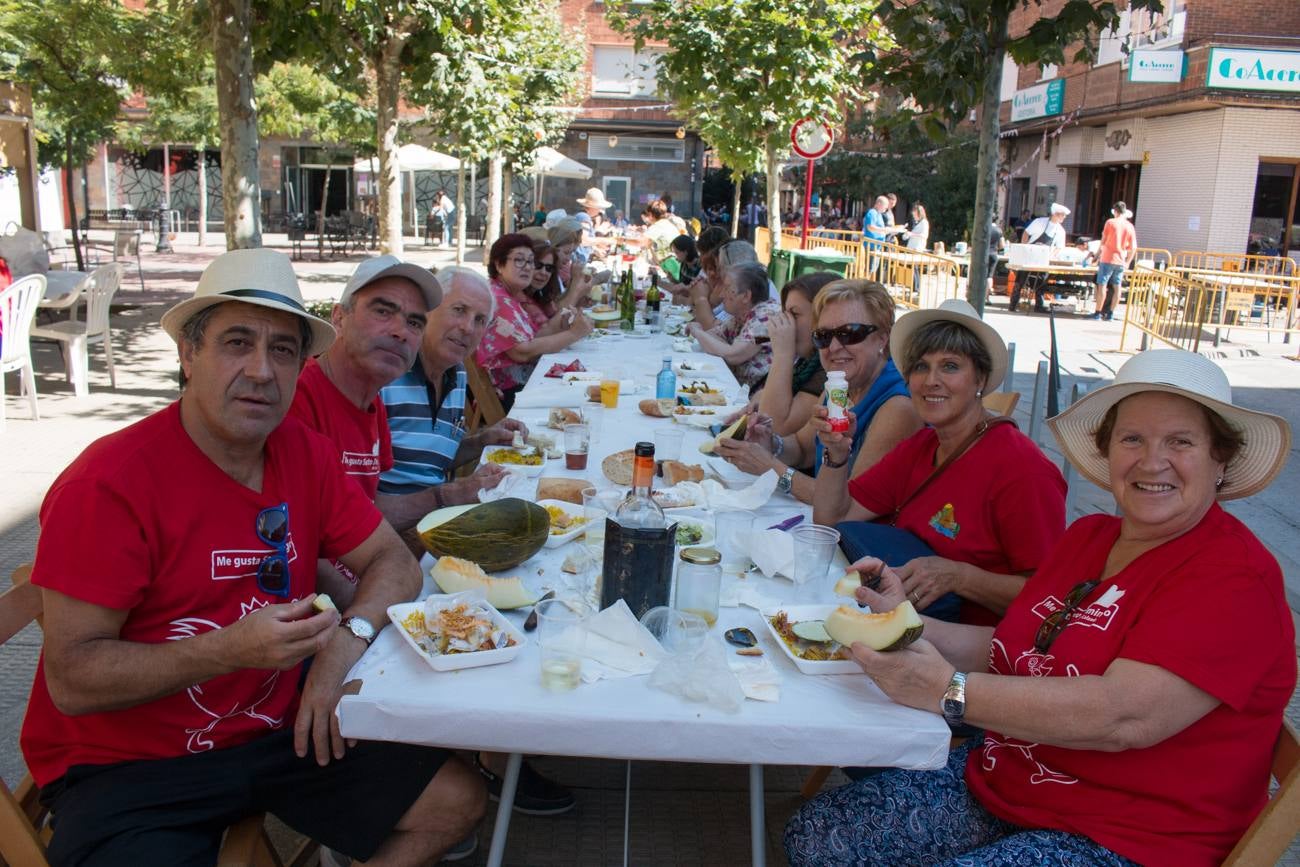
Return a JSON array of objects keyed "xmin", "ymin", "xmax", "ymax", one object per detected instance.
[
  {"xmin": 749, "ymin": 763, "xmax": 766, "ymax": 867},
  {"xmin": 485, "ymin": 752, "xmax": 522, "ymax": 867}
]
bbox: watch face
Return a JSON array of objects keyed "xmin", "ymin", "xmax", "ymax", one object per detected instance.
[{"xmin": 345, "ymin": 617, "xmax": 376, "ymax": 642}]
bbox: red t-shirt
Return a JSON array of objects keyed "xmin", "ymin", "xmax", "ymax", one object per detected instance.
[
  {"xmin": 1099, "ymin": 217, "xmax": 1137, "ymax": 266},
  {"xmin": 20, "ymin": 402, "xmax": 382, "ymax": 786},
  {"xmin": 847, "ymin": 423, "xmax": 1066, "ymax": 625},
  {"xmin": 966, "ymin": 505, "xmax": 1295, "ymax": 867},
  {"xmin": 288, "ymin": 358, "xmax": 394, "ymax": 501}
]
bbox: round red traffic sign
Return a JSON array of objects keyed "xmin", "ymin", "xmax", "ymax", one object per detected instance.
[{"xmin": 790, "ymin": 119, "xmax": 834, "ymax": 160}]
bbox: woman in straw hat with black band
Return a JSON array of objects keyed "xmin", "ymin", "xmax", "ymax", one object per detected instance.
[{"xmin": 786, "ymin": 349, "xmax": 1294, "ymax": 867}]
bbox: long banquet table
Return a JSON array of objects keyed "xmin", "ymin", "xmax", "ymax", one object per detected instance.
[{"xmin": 338, "ymin": 322, "xmax": 952, "ymax": 867}]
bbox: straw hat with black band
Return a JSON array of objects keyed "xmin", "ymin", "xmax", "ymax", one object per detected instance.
[
  {"xmin": 161, "ymin": 249, "xmax": 335, "ymax": 357},
  {"xmin": 1048, "ymin": 349, "xmax": 1291, "ymax": 500},
  {"xmin": 889, "ymin": 298, "xmax": 1009, "ymax": 392}
]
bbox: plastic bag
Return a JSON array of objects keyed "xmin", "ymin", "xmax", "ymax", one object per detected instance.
[{"xmin": 647, "ymin": 637, "xmax": 746, "ymax": 714}]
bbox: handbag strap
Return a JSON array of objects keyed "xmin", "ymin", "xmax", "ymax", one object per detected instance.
[{"xmin": 891, "ymin": 416, "xmax": 1016, "ymax": 526}]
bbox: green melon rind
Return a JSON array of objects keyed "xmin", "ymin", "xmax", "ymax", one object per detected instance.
[{"xmin": 416, "ymin": 498, "xmax": 549, "ymax": 572}]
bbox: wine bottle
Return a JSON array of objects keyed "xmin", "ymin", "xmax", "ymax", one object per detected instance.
[{"xmin": 615, "ymin": 442, "xmax": 665, "ymax": 528}]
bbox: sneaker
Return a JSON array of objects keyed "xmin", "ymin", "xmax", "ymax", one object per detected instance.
[
  {"xmin": 475, "ymin": 755, "xmax": 576, "ymax": 816},
  {"xmin": 1089, "ymin": 312, "xmax": 1102, "ymax": 320},
  {"xmin": 1102, "ymin": 312, "xmax": 1114, "ymax": 321},
  {"xmin": 441, "ymin": 833, "xmax": 478, "ymax": 862}
]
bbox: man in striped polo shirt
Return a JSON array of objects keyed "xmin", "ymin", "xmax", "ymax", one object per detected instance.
[{"xmin": 379, "ymin": 267, "xmax": 524, "ymax": 516}]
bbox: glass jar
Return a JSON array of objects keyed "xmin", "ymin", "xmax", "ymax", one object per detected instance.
[{"xmin": 675, "ymin": 546, "xmax": 722, "ymax": 627}]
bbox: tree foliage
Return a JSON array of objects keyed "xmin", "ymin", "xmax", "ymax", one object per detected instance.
[
  {"xmin": 606, "ymin": 0, "xmax": 885, "ymax": 241},
  {"xmin": 867, "ymin": 0, "xmax": 1163, "ymax": 311}
]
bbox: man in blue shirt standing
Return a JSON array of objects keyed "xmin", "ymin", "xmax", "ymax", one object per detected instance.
[{"xmin": 862, "ymin": 195, "xmax": 893, "ymax": 276}]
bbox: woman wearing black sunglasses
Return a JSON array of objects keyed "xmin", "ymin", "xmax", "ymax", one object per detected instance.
[
  {"xmin": 813, "ymin": 299, "xmax": 1067, "ymax": 626},
  {"xmin": 715, "ymin": 279, "xmax": 921, "ymax": 505},
  {"xmin": 787, "ymin": 349, "xmax": 1294, "ymax": 867}
]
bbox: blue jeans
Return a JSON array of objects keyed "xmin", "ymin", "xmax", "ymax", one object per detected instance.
[
  {"xmin": 440, "ymin": 212, "xmax": 452, "ymax": 246},
  {"xmin": 785, "ymin": 739, "xmax": 1139, "ymax": 867},
  {"xmin": 1095, "ymin": 263, "xmax": 1124, "ymax": 315}
]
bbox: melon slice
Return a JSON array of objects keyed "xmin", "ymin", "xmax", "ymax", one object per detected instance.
[
  {"xmin": 429, "ymin": 556, "xmax": 539, "ymax": 610},
  {"xmin": 698, "ymin": 414, "xmax": 749, "ymax": 455},
  {"xmin": 824, "ymin": 602, "xmax": 924, "ymax": 652},
  {"xmin": 833, "ymin": 572, "xmax": 861, "ymax": 597}
]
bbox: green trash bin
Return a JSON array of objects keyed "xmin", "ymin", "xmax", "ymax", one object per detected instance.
[{"xmin": 768, "ymin": 248, "xmax": 797, "ymax": 292}]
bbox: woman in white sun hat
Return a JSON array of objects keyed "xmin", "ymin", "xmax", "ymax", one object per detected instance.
[{"xmin": 787, "ymin": 348, "xmax": 1294, "ymax": 867}]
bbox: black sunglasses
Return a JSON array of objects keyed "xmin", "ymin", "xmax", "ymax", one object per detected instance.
[
  {"xmin": 811, "ymin": 323, "xmax": 879, "ymax": 350},
  {"xmin": 255, "ymin": 503, "xmax": 291, "ymax": 598},
  {"xmin": 1033, "ymin": 578, "xmax": 1100, "ymax": 653},
  {"xmin": 537, "ymin": 263, "xmax": 555, "ymax": 272}
]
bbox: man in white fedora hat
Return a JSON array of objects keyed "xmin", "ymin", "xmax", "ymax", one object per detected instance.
[
  {"xmin": 21, "ymin": 248, "xmax": 486, "ymax": 865},
  {"xmin": 573, "ymin": 187, "xmax": 616, "ymax": 263}
]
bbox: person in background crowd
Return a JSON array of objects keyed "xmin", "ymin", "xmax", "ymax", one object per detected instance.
[
  {"xmin": 667, "ymin": 235, "xmax": 701, "ymax": 285},
  {"xmin": 1094, "ymin": 201, "xmax": 1137, "ymax": 322},
  {"xmin": 903, "ymin": 202, "xmax": 930, "ymax": 251},
  {"xmin": 689, "ymin": 239, "xmax": 759, "ymax": 331},
  {"xmin": 689, "ymin": 261, "xmax": 781, "ymax": 391},
  {"xmin": 1011, "ymin": 208, "xmax": 1033, "ymax": 236},
  {"xmin": 21, "ymin": 248, "xmax": 487, "ymax": 866},
  {"xmin": 639, "ymin": 198, "xmax": 684, "ymax": 263},
  {"xmin": 475, "ymin": 234, "xmax": 592, "ymax": 411},
  {"xmin": 1012, "ymin": 203, "xmax": 1070, "ymax": 313},
  {"xmin": 434, "ymin": 189, "xmax": 455, "ymax": 247},
  {"xmin": 573, "ymin": 188, "xmax": 615, "ymax": 264},
  {"xmin": 718, "ymin": 279, "xmax": 921, "ymax": 505},
  {"xmin": 664, "ymin": 225, "xmax": 728, "ymax": 304},
  {"xmin": 788, "ymin": 349, "xmax": 1294, "ymax": 867},
  {"xmin": 986, "ymin": 216, "xmax": 1005, "ymax": 298},
  {"xmin": 532, "ymin": 202, "xmax": 547, "ymax": 227},
  {"xmin": 814, "ymin": 299, "xmax": 1067, "ymax": 625}
]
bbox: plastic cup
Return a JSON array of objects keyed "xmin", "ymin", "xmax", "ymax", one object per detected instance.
[
  {"xmin": 584, "ymin": 406, "xmax": 604, "ymax": 441},
  {"xmin": 654, "ymin": 428, "xmax": 684, "ymax": 462},
  {"xmin": 600, "ymin": 379, "xmax": 620, "ymax": 408},
  {"xmin": 792, "ymin": 524, "xmax": 841, "ymax": 591},
  {"xmin": 582, "ymin": 487, "xmax": 624, "ymax": 559},
  {"xmin": 536, "ymin": 598, "xmax": 593, "ymax": 692},
  {"xmin": 563, "ymin": 423, "xmax": 590, "ymax": 470},
  {"xmin": 715, "ymin": 511, "xmax": 754, "ymax": 574}
]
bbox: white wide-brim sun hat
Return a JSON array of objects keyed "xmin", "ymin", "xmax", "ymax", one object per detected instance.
[
  {"xmin": 1047, "ymin": 349, "xmax": 1291, "ymax": 500},
  {"xmin": 161, "ymin": 249, "xmax": 335, "ymax": 356},
  {"xmin": 576, "ymin": 187, "xmax": 613, "ymax": 210},
  {"xmin": 889, "ymin": 298, "xmax": 1009, "ymax": 392}
]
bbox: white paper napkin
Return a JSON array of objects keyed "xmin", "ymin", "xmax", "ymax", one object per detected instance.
[
  {"xmin": 719, "ymin": 577, "xmax": 786, "ymax": 611},
  {"xmin": 728, "ymin": 651, "xmax": 782, "ymax": 702},
  {"xmin": 749, "ymin": 528, "xmax": 795, "ymax": 579},
  {"xmin": 697, "ymin": 470, "xmax": 778, "ymax": 511},
  {"xmin": 551, "ymin": 599, "xmax": 668, "ymax": 682},
  {"xmin": 476, "ymin": 467, "xmax": 531, "ymax": 502}
]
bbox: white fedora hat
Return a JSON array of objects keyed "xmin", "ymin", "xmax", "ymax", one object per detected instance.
[
  {"xmin": 341, "ymin": 255, "xmax": 441, "ymax": 311},
  {"xmin": 161, "ymin": 249, "xmax": 335, "ymax": 356},
  {"xmin": 576, "ymin": 187, "xmax": 613, "ymax": 210},
  {"xmin": 889, "ymin": 298, "xmax": 1009, "ymax": 392},
  {"xmin": 1047, "ymin": 349, "xmax": 1291, "ymax": 500}
]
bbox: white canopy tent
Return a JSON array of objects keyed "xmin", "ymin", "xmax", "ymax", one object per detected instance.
[
  {"xmin": 353, "ymin": 145, "xmax": 461, "ymax": 234},
  {"xmin": 528, "ymin": 147, "xmax": 593, "ymax": 208}
]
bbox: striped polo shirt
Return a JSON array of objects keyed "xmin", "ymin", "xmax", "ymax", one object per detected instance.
[{"xmin": 378, "ymin": 361, "xmax": 467, "ymax": 495}]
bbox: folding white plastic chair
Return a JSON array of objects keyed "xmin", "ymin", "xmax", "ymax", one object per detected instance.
[
  {"xmin": 0, "ymin": 274, "xmax": 46, "ymax": 427},
  {"xmin": 30, "ymin": 263, "xmax": 121, "ymax": 397}
]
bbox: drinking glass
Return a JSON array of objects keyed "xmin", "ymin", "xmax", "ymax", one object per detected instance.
[
  {"xmin": 599, "ymin": 379, "xmax": 620, "ymax": 408},
  {"xmin": 563, "ymin": 423, "xmax": 590, "ymax": 471},
  {"xmin": 792, "ymin": 524, "xmax": 841, "ymax": 596},
  {"xmin": 654, "ymin": 428, "xmax": 684, "ymax": 462},
  {"xmin": 536, "ymin": 598, "xmax": 593, "ymax": 692},
  {"xmin": 582, "ymin": 487, "xmax": 624, "ymax": 560},
  {"xmin": 715, "ymin": 511, "xmax": 754, "ymax": 574}
]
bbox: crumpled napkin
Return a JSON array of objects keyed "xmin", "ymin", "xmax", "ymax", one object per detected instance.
[
  {"xmin": 728, "ymin": 650, "xmax": 782, "ymax": 702},
  {"xmin": 719, "ymin": 577, "xmax": 785, "ymax": 612},
  {"xmin": 550, "ymin": 599, "xmax": 668, "ymax": 682},
  {"xmin": 699, "ymin": 470, "xmax": 777, "ymax": 511},
  {"xmin": 749, "ymin": 528, "xmax": 795, "ymax": 579},
  {"xmin": 476, "ymin": 467, "xmax": 532, "ymax": 502}
]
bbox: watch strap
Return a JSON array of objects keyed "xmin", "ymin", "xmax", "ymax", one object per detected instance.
[
  {"xmin": 942, "ymin": 671, "xmax": 967, "ymax": 726},
  {"xmin": 777, "ymin": 466, "xmax": 796, "ymax": 494}
]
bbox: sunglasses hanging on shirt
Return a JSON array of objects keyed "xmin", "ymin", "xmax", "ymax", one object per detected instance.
[{"xmin": 811, "ymin": 323, "xmax": 879, "ymax": 350}]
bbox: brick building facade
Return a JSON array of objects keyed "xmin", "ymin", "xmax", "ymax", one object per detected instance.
[{"xmin": 999, "ymin": 0, "xmax": 1300, "ymax": 258}]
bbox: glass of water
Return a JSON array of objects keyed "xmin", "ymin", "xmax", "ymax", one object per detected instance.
[{"xmin": 536, "ymin": 597, "xmax": 593, "ymax": 692}]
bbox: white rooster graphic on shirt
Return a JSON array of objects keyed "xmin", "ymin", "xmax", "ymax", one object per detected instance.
[
  {"xmin": 166, "ymin": 597, "xmax": 284, "ymax": 753},
  {"xmin": 980, "ymin": 637, "xmax": 1080, "ymax": 786}
]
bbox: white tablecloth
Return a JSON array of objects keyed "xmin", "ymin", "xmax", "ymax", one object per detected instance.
[{"xmin": 338, "ymin": 324, "xmax": 951, "ymax": 771}]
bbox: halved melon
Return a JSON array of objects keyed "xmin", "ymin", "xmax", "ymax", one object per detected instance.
[
  {"xmin": 824, "ymin": 602, "xmax": 924, "ymax": 652},
  {"xmin": 416, "ymin": 498, "xmax": 548, "ymax": 572},
  {"xmin": 698, "ymin": 414, "xmax": 749, "ymax": 455},
  {"xmin": 428, "ymin": 556, "xmax": 539, "ymax": 610}
]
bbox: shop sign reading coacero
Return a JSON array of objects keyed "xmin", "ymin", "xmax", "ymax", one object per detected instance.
[
  {"xmin": 1010, "ymin": 78, "xmax": 1065, "ymax": 123},
  {"xmin": 1207, "ymin": 47, "xmax": 1300, "ymax": 94}
]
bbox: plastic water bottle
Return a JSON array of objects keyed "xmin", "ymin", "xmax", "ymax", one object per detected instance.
[{"xmin": 656, "ymin": 357, "xmax": 676, "ymax": 401}]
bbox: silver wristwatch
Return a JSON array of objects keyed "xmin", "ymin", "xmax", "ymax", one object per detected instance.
[
  {"xmin": 340, "ymin": 616, "xmax": 377, "ymax": 647},
  {"xmin": 776, "ymin": 466, "xmax": 796, "ymax": 495},
  {"xmin": 942, "ymin": 671, "xmax": 967, "ymax": 726}
]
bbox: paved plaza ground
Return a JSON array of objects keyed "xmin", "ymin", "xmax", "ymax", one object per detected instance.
[{"xmin": 2, "ymin": 231, "xmax": 1298, "ymax": 864}]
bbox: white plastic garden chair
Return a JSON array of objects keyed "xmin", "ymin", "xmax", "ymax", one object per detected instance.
[
  {"xmin": 0, "ymin": 274, "xmax": 46, "ymax": 427},
  {"xmin": 30, "ymin": 263, "xmax": 121, "ymax": 397}
]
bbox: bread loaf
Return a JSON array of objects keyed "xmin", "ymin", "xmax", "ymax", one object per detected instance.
[
  {"xmin": 638, "ymin": 398, "xmax": 674, "ymax": 418},
  {"xmin": 536, "ymin": 477, "xmax": 590, "ymax": 505},
  {"xmin": 661, "ymin": 461, "xmax": 704, "ymax": 485},
  {"xmin": 546, "ymin": 407, "xmax": 582, "ymax": 429}
]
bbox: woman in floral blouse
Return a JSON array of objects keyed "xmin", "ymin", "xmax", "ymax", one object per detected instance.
[
  {"xmin": 475, "ymin": 234, "xmax": 592, "ymax": 410},
  {"xmin": 688, "ymin": 261, "xmax": 781, "ymax": 392}
]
